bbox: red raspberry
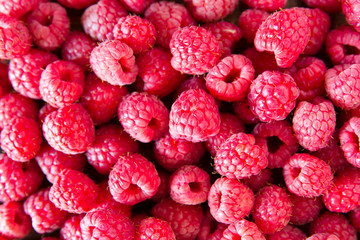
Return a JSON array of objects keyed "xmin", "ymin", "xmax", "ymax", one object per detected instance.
[
  {"xmin": 339, "ymin": 117, "xmax": 360, "ymax": 167},
  {"xmin": 27, "ymin": 2, "xmax": 70, "ymax": 51},
  {"xmin": 254, "ymin": 8, "xmax": 311, "ymax": 68},
  {"xmin": 242, "ymin": 47, "xmax": 281, "ymax": 76},
  {"xmin": 252, "ymin": 184, "xmax": 292, "ymax": 234},
  {"xmin": 151, "ymin": 198, "xmax": 204, "ymax": 240},
  {"xmin": 349, "ymin": 206, "xmax": 360, "ymax": 232},
  {"xmin": 0, "ymin": 0, "xmax": 39, "ymax": 18},
  {"xmin": 241, "ymin": 168, "xmax": 274, "ymax": 193},
  {"xmin": 8, "ymin": 49, "xmax": 59, "ymax": 100},
  {"xmin": 184, "ymin": 0, "xmax": 238, "ymax": 22},
  {"xmin": 113, "ymin": 15, "xmax": 156, "ymax": 54},
  {"xmin": 289, "ymin": 194, "xmax": 323, "ymax": 225},
  {"xmin": 267, "ymin": 224, "xmax": 307, "ymax": 240},
  {"xmin": 214, "ymin": 132, "xmax": 267, "ymax": 179},
  {"xmin": 42, "ymin": 237, "xmax": 60, "ymax": 240},
  {"xmin": 233, "ymin": 98, "xmax": 260, "ymax": 125},
  {"xmin": 208, "ymin": 177, "xmax": 254, "ymax": 224},
  {"xmin": 0, "ymin": 201, "xmax": 31, "ymax": 239},
  {"xmin": 86, "ymin": 123, "xmax": 139, "ymax": 175},
  {"xmin": 119, "ymin": 0, "xmax": 155, "ymax": 14},
  {"xmin": 238, "ymin": 9, "xmax": 270, "ymax": 43},
  {"xmin": 342, "ymin": 0, "xmax": 360, "ymax": 32},
  {"xmin": 205, "ymin": 54, "xmax": 254, "ymax": 102},
  {"xmin": 118, "ymin": 92, "xmax": 169, "ymax": 143},
  {"xmin": 24, "ymin": 188, "xmax": 69, "ymax": 234},
  {"xmin": 243, "ymin": 0, "xmax": 286, "ymax": 11},
  {"xmin": 307, "ymin": 233, "xmax": 340, "ymax": 240},
  {"xmin": 42, "ymin": 103, "xmax": 95, "ymax": 155},
  {"xmin": 248, "ymin": 71, "xmax": 300, "ymax": 122},
  {"xmin": 283, "ymin": 153, "xmax": 333, "ymax": 197},
  {"xmin": 197, "ymin": 210, "xmax": 228, "ymax": 240},
  {"xmin": 81, "ymin": 0, "xmax": 127, "ymax": 42},
  {"xmin": 151, "ymin": 170, "xmax": 170, "ymax": 201},
  {"xmin": 221, "ymin": 219, "xmax": 265, "ymax": 240},
  {"xmin": 302, "ymin": 0, "xmax": 341, "ymax": 13},
  {"xmin": 252, "ymin": 120, "xmax": 298, "ymax": 169},
  {"xmin": 57, "ymin": 0, "xmax": 97, "ymax": 9},
  {"xmin": 0, "ymin": 62, "xmax": 11, "ymax": 99},
  {"xmin": 0, "ymin": 13, "xmax": 31, "ymax": 59},
  {"xmin": 39, "ymin": 60, "xmax": 85, "ymax": 108},
  {"xmin": 169, "ymin": 26, "xmax": 221, "ymax": 75},
  {"xmin": 135, "ymin": 217, "xmax": 176, "ymax": 240},
  {"xmin": 38, "ymin": 103, "xmax": 57, "ymax": 124},
  {"xmin": 60, "ymin": 214, "xmax": 85, "ymax": 240},
  {"xmin": 169, "ymin": 89, "xmax": 220, "ymax": 142}
]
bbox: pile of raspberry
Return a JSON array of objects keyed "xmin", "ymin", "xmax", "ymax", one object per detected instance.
[{"xmin": 2, "ymin": 0, "xmax": 360, "ymax": 239}]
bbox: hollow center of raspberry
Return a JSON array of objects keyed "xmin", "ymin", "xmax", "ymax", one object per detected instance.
[
  {"xmin": 224, "ymin": 69, "xmax": 241, "ymax": 83},
  {"xmin": 344, "ymin": 44, "xmax": 360, "ymax": 55},
  {"xmin": 60, "ymin": 71, "xmax": 73, "ymax": 83},
  {"xmin": 119, "ymin": 59, "xmax": 131, "ymax": 73},
  {"xmin": 148, "ymin": 117, "xmax": 158, "ymax": 129},
  {"xmin": 266, "ymin": 136, "xmax": 283, "ymax": 153},
  {"xmin": 128, "ymin": 183, "xmax": 142, "ymax": 194},
  {"xmin": 39, "ymin": 15, "xmax": 53, "ymax": 27},
  {"xmin": 14, "ymin": 213, "xmax": 23, "ymax": 225},
  {"xmin": 21, "ymin": 164, "xmax": 28, "ymax": 173},
  {"xmin": 291, "ymin": 167, "xmax": 302, "ymax": 179},
  {"xmin": 189, "ymin": 182, "xmax": 202, "ymax": 192}
]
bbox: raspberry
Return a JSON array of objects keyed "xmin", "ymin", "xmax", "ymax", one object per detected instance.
[
  {"xmin": 241, "ymin": 168, "xmax": 274, "ymax": 193},
  {"xmin": 248, "ymin": 71, "xmax": 300, "ymax": 122},
  {"xmin": 349, "ymin": 206, "xmax": 360, "ymax": 232},
  {"xmin": 0, "ymin": 0, "xmax": 39, "ymax": 18},
  {"xmin": 118, "ymin": 92, "xmax": 169, "ymax": 143},
  {"xmin": 113, "ymin": 15, "xmax": 156, "ymax": 54},
  {"xmin": 0, "ymin": 62, "xmax": 11, "ymax": 99},
  {"xmin": 119, "ymin": 0, "xmax": 155, "ymax": 14},
  {"xmin": 81, "ymin": 0, "xmax": 127, "ymax": 42},
  {"xmin": 0, "ymin": 201, "xmax": 31, "ymax": 239},
  {"xmin": 283, "ymin": 153, "xmax": 333, "ymax": 197},
  {"xmin": 8, "ymin": 49, "xmax": 59, "ymax": 100},
  {"xmin": 39, "ymin": 60, "xmax": 85, "ymax": 108},
  {"xmin": 242, "ymin": 47, "xmax": 281, "ymax": 76},
  {"xmin": 27, "ymin": 2, "xmax": 70, "ymax": 51},
  {"xmin": 169, "ymin": 26, "xmax": 221, "ymax": 75},
  {"xmin": 24, "ymin": 188, "xmax": 69, "ymax": 234},
  {"xmin": 208, "ymin": 177, "xmax": 254, "ymax": 224},
  {"xmin": 205, "ymin": 54, "xmax": 254, "ymax": 102},
  {"xmin": 243, "ymin": 0, "xmax": 286, "ymax": 11},
  {"xmin": 252, "ymin": 184, "xmax": 292, "ymax": 234},
  {"xmin": 57, "ymin": 0, "xmax": 97, "ymax": 9},
  {"xmin": 233, "ymin": 98, "xmax": 260, "ymax": 125},
  {"xmin": 214, "ymin": 132, "xmax": 267, "ymax": 179},
  {"xmin": 267, "ymin": 224, "xmax": 307, "ymax": 240},
  {"xmin": 38, "ymin": 103, "xmax": 57, "ymax": 124},
  {"xmin": 169, "ymin": 89, "xmax": 220, "ymax": 142},
  {"xmin": 90, "ymin": 40, "xmax": 138, "ymax": 87},
  {"xmin": 238, "ymin": 9, "xmax": 270, "ymax": 43},
  {"xmin": 254, "ymin": 8, "xmax": 311, "ymax": 68},
  {"xmin": 302, "ymin": 0, "xmax": 341, "ymax": 13},
  {"xmin": 136, "ymin": 217, "xmax": 176, "ymax": 240},
  {"xmin": 307, "ymin": 233, "xmax": 340, "ymax": 240},
  {"xmin": 221, "ymin": 219, "xmax": 265, "ymax": 240},
  {"xmin": 42, "ymin": 103, "xmax": 95, "ymax": 155},
  {"xmin": 85, "ymin": 123, "xmax": 139, "ymax": 175},
  {"xmin": 0, "ymin": 13, "xmax": 31, "ymax": 59},
  {"xmin": 339, "ymin": 117, "xmax": 360, "ymax": 167},
  {"xmin": 289, "ymin": 194, "xmax": 323, "ymax": 225},
  {"xmin": 252, "ymin": 120, "xmax": 299, "ymax": 169},
  {"xmin": 60, "ymin": 214, "xmax": 85, "ymax": 240},
  {"xmin": 151, "ymin": 170, "xmax": 170, "ymax": 201},
  {"xmin": 197, "ymin": 210, "xmax": 228, "ymax": 240},
  {"xmin": 184, "ymin": 0, "xmax": 238, "ymax": 22},
  {"xmin": 49, "ymin": 169, "xmax": 99, "ymax": 213},
  {"xmin": 109, "ymin": 153, "xmax": 160, "ymax": 205},
  {"xmin": 342, "ymin": 0, "xmax": 360, "ymax": 32}
]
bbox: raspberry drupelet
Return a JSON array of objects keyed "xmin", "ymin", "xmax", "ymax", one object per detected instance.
[
  {"xmin": 221, "ymin": 219, "xmax": 265, "ymax": 240},
  {"xmin": 242, "ymin": 47, "xmax": 281, "ymax": 76},
  {"xmin": 302, "ymin": 0, "xmax": 341, "ymax": 13},
  {"xmin": 0, "ymin": 0, "xmax": 39, "ymax": 18},
  {"xmin": 307, "ymin": 233, "xmax": 340, "ymax": 240},
  {"xmin": 267, "ymin": 224, "xmax": 307, "ymax": 240},
  {"xmin": 135, "ymin": 217, "xmax": 176, "ymax": 240},
  {"xmin": 339, "ymin": 117, "xmax": 360, "ymax": 167},
  {"xmin": 197, "ymin": 210, "xmax": 228, "ymax": 240},
  {"xmin": 238, "ymin": 9, "xmax": 270, "ymax": 44},
  {"xmin": 349, "ymin": 206, "xmax": 360, "ymax": 232},
  {"xmin": 233, "ymin": 98, "xmax": 260, "ymax": 125},
  {"xmin": 241, "ymin": 168, "xmax": 274, "ymax": 193},
  {"xmin": 184, "ymin": 0, "xmax": 238, "ymax": 22},
  {"xmin": 289, "ymin": 194, "xmax": 323, "ymax": 225},
  {"xmin": 57, "ymin": 0, "xmax": 97, "ymax": 9},
  {"xmin": 60, "ymin": 214, "xmax": 84, "ymax": 240},
  {"xmin": 342, "ymin": 0, "xmax": 360, "ymax": 32},
  {"xmin": 243, "ymin": 0, "xmax": 286, "ymax": 11},
  {"xmin": 119, "ymin": 0, "xmax": 155, "ymax": 14}
]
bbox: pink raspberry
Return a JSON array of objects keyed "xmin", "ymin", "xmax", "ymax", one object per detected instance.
[
  {"xmin": 342, "ymin": 0, "xmax": 360, "ymax": 32},
  {"xmin": 221, "ymin": 219, "xmax": 265, "ymax": 240},
  {"xmin": 108, "ymin": 153, "xmax": 160, "ymax": 205},
  {"xmin": 205, "ymin": 54, "xmax": 254, "ymax": 102},
  {"xmin": 27, "ymin": 2, "xmax": 70, "ymax": 51},
  {"xmin": 38, "ymin": 103, "xmax": 57, "ymax": 124},
  {"xmin": 252, "ymin": 184, "xmax": 292, "ymax": 234},
  {"xmin": 118, "ymin": 0, "xmax": 155, "ymax": 14},
  {"xmin": 238, "ymin": 9, "xmax": 270, "ymax": 43},
  {"xmin": 302, "ymin": 0, "xmax": 341, "ymax": 13},
  {"xmin": 0, "ymin": 0, "xmax": 39, "ymax": 18},
  {"xmin": 169, "ymin": 26, "xmax": 221, "ymax": 75},
  {"xmin": 0, "ymin": 13, "xmax": 31, "ymax": 59},
  {"xmin": 242, "ymin": 47, "xmax": 281, "ymax": 76},
  {"xmin": 57, "ymin": 0, "xmax": 97, "ymax": 9},
  {"xmin": 289, "ymin": 194, "xmax": 323, "ymax": 225},
  {"xmin": 283, "ymin": 153, "xmax": 333, "ymax": 197},
  {"xmin": 267, "ymin": 224, "xmax": 307, "ymax": 240},
  {"xmin": 42, "ymin": 103, "xmax": 95, "ymax": 155},
  {"xmin": 151, "ymin": 170, "xmax": 170, "ymax": 201},
  {"xmin": 0, "ymin": 201, "xmax": 31, "ymax": 239},
  {"xmin": 214, "ymin": 132, "xmax": 267, "ymax": 179},
  {"xmin": 252, "ymin": 120, "xmax": 298, "ymax": 169},
  {"xmin": 248, "ymin": 71, "xmax": 300, "ymax": 122},
  {"xmin": 233, "ymin": 98, "xmax": 260, "ymax": 125},
  {"xmin": 81, "ymin": 0, "xmax": 127, "ymax": 42},
  {"xmin": 24, "ymin": 188, "xmax": 69, "ymax": 234},
  {"xmin": 60, "ymin": 214, "xmax": 85, "ymax": 240},
  {"xmin": 184, "ymin": 0, "xmax": 238, "ymax": 22},
  {"xmin": 169, "ymin": 89, "xmax": 220, "ymax": 142},
  {"xmin": 118, "ymin": 92, "xmax": 169, "ymax": 143},
  {"xmin": 135, "ymin": 217, "xmax": 176, "ymax": 240},
  {"xmin": 254, "ymin": 8, "xmax": 311, "ymax": 68},
  {"xmin": 339, "ymin": 117, "xmax": 360, "ymax": 167},
  {"xmin": 349, "ymin": 206, "xmax": 360, "ymax": 232},
  {"xmin": 197, "ymin": 210, "xmax": 228, "ymax": 240},
  {"xmin": 90, "ymin": 40, "xmax": 138, "ymax": 87},
  {"xmin": 208, "ymin": 177, "xmax": 254, "ymax": 224},
  {"xmin": 243, "ymin": 0, "xmax": 286, "ymax": 11},
  {"xmin": 241, "ymin": 168, "xmax": 274, "ymax": 193},
  {"xmin": 307, "ymin": 233, "xmax": 340, "ymax": 240}
]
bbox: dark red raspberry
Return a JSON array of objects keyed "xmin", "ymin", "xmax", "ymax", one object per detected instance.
[
  {"xmin": 136, "ymin": 217, "xmax": 176, "ymax": 240},
  {"xmin": 184, "ymin": 0, "xmax": 238, "ymax": 22},
  {"xmin": 0, "ymin": 201, "xmax": 31, "ymax": 239},
  {"xmin": 242, "ymin": 47, "xmax": 281, "ymax": 76},
  {"xmin": 169, "ymin": 89, "xmax": 220, "ymax": 142},
  {"xmin": 267, "ymin": 224, "xmax": 307, "ymax": 240},
  {"xmin": 57, "ymin": 0, "xmax": 97, "ymax": 9},
  {"xmin": 221, "ymin": 219, "xmax": 265, "ymax": 240},
  {"xmin": 151, "ymin": 170, "xmax": 170, "ymax": 201},
  {"xmin": 119, "ymin": 0, "xmax": 155, "ymax": 14},
  {"xmin": 233, "ymin": 98, "xmax": 260, "ymax": 125},
  {"xmin": 0, "ymin": 0, "xmax": 39, "ymax": 18},
  {"xmin": 302, "ymin": 0, "xmax": 341, "ymax": 13},
  {"xmin": 283, "ymin": 153, "xmax": 333, "ymax": 197},
  {"xmin": 60, "ymin": 214, "xmax": 85, "ymax": 240},
  {"xmin": 197, "ymin": 210, "xmax": 228, "ymax": 240},
  {"xmin": 241, "ymin": 168, "xmax": 274, "ymax": 193},
  {"xmin": 248, "ymin": 71, "xmax": 300, "ymax": 122},
  {"xmin": 0, "ymin": 62, "xmax": 11, "ymax": 99},
  {"xmin": 38, "ymin": 103, "xmax": 57, "ymax": 124},
  {"xmin": 243, "ymin": 0, "xmax": 286, "ymax": 11},
  {"xmin": 339, "ymin": 117, "xmax": 360, "ymax": 167},
  {"xmin": 41, "ymin": 237, "xmax": 60, "ymax": 240},
  {"xmin": 81, "ymin": 0, "xmax": 127, "ymax": 42},
  {"xmin": 238, "ymin": 9, "xmax": 270, "ymax": 43},
  {"xmin": 118, "ymin": 92, "xmax": 169, "ymax": 143},
  {"xmin": 42, "ymin": 103, "xmax": 95, "ymax": 155},
  {"xmin": 169, "ymin": 26, "xmax": 221, "ymax": 75},
  {"xmin": 252, "ymin": 184, "xmax": 292, "ymax": 235},
  {"xmin": 27, "ymin": 2, "xmax": 70, "ymax": 51},
  {"xmin": 307, "ymin": 233, "xmax": 340, "ymax": 240},
  {"xmin": 342, "ymin": 0, "xmax": 360, "ymax": 33},
  {"xmin": 349, "ymin": 206, "xmax": 360, "ymax": 232},
  {"xmin": 289, "ymin": 194, "xmax": 323, "ymax": 225},
  {"xmin": 214, "ymin": 132, "xmax": 267, "ymax": 179},
  {"xmin": 254, "ymin": 8, "xmax": 311, "ymax": 68}
]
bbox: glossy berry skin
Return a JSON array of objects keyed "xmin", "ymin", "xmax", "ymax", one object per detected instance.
[
  {"xmin": 339, "ymin": 117, "xmax": 360, "ymax": 167},
  {"xmin": 221, "ymin": 219, "xmax": 265, "ymax": 240},
  {"xmin": 184, "ymin": 0, "xmax": 238, "ymax": 22},
  {"xmin": 135, "ymin": 217, "xmax": 176, "ymax": 240}
]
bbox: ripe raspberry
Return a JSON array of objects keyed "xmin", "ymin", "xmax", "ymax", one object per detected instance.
[
  {"xmin": 42, "ymin": 103, "xmax": 95, "ymax": 155},
  {"xmin": 339, "ymin": 117, "xmax": 360, "ymax": 167},
  {"xmin": 252, "ymin": 184, "xmax": 292, "ymax": 234},
  {"xmin": 238, "ymin": 9, "xmax": 270, "ymax": 43},
  {"xmin": 197, "ymin": 210, "xmax": 228, "ymax": 240},
  {"xmin": 81, "ymin": 0, "xmax": 127, "ymax": 42},
  {"xmin": 267, "ymin": 224, "xmax": 307, "ymax": 240},
  {"xmin": 151, "ymin": 170, "xmax": 170, "ymax": 201},
  {"xmin": 307, "ymin": 233, "xmax": 340, "ymax": 240},
  {"xmin": 169, "ymin": 26, "xmax": 221, "ymax": 75},
  {"xmin": 38, "ymin": 103, "xmax": 57, "ymax": 124},
  {"xmin": 252, "ymin": 120, "xmax": 298, "ymax": 169},
  {"xmin": 208, "ymin": 177, "xmax": 254, "ymax": 224},
  {"xmin": 205, "ymin": 54, "xmax": 254, "ymax": 102},
  {"xmin": 0, "ymin": 0, "xmax": 39, "ymax": 18},
  {"xmin": 349, "ymin": 206, "xmax": 360, "ymax": 232},
  {"xmin": 151, "ymin": 198, "xmax": 204, "ymax": 240},
  {"xmin": 302, "ymin": 0, "xmax": 341, "ymax": 13},
  {"xmin": 214, "ymin": 132, "xmax": 267, "ymax": 179},
  {"xmin": 86, "ymin": 123, "xmax": 139, "ymax": 175},
  {"xmin": 24, "ymin": 188, "xmax": 69, "ymax": 234},
  {"xmin": 27, "ymin": 2, "xmax": 70, "ymax": 51},
  {"xmin": 60, "ymin": 214, "xmax": 85, "ymax": 240},
  {"xmin": 0, "ymin": 201, "xmax": 31, "ymax": 239},
  {"xmin": 135, "ymin": 217, "xmax": 176, "ymax": 240},
  {"xmin": 169, "ymin": 89, "xmax": 220, "ymax": 142},
  {"xmin": 39, "ymin": 60, "xmax": 85, "ymax": 108},
  {"xmin": 0, "ymin": 62, "xmax": 11, "ymax": 99},
  {"xmin": 243, "ymin": 0, "xmax": 286, "ymax": 11},
  {"xmin": 184, "ymin": 0, "xmax": 238, "ymax": 22},
  {"xmin": 49, "ymin": 169, "xmax": 99, "ymax": 213},
  {"xmin": 283, "ymin": 153, "xmax": 333, "ymax": 197},
  {"xmin": 0, "ymin": 13, "xmax": 31, "ymax": 59},
  {"xmin": 242, "ymin": 47, "xmax": 280, "ymax": 76},
  {"xmin": 119, "ymin": 0, "xmax": 155, "ymax": 14},
  {"xmin": 118, "ymin": 92, "xmax": 169, "ymax": 143},
  {"xmin": 241, "ymin": 168, "xmax": 274, "ymax": 193},
  {"xmin": 289, "ymin": 194, "xmax": 323, "ymax": 225},
  {"xmin": 57, "ymin": 0, "xmax": 97, "ymax": 9},
  {"xmin": 248, "ymin": 71, "xmax": 300, "ymax": 122},
  {"xmin": 254, "ymin": 8, "xmax": 311, "ymax": 68},
  {"xmin": 342, "ymin": 0, "xmax": 360, "ymax": 33},
  {"xmin": 233, "ymin": 98, "xmax": 260, "ymax": 125},
  {"xmin": 221, "ymin": 219, "xmax": 265, "ymax": 240},
  {"xmin": 90, "ymin": 40, "xmax": 138, "ymax": 87}
]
